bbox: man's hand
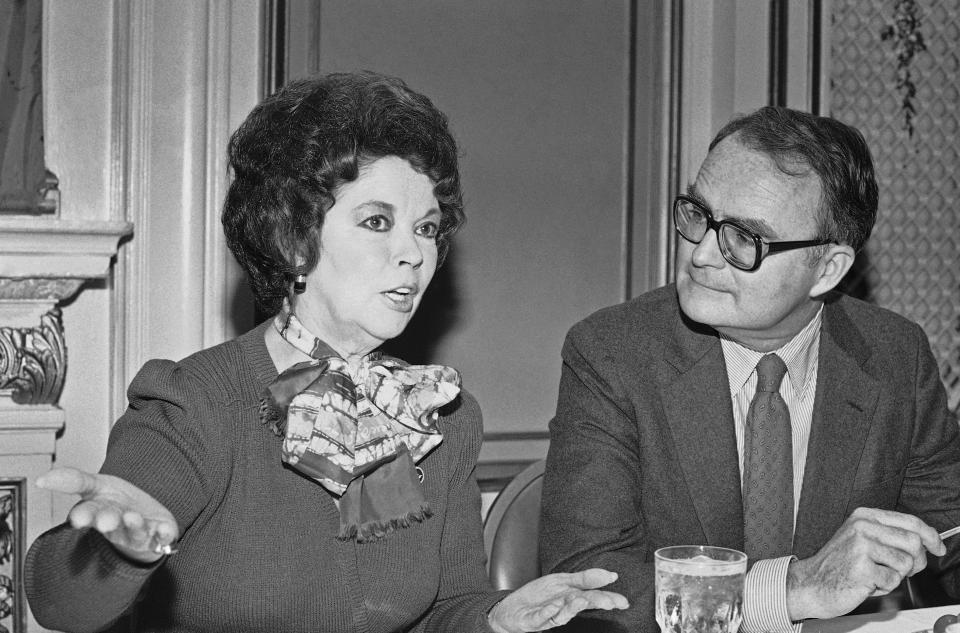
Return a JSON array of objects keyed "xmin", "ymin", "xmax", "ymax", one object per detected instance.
[{"xmin": 786, "ymin": 507, "xmax": 945, "ymax": 620}]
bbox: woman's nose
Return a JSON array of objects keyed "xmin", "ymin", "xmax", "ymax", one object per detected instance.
[{"xmin": 392, "ymin": 230, "xmax": 424, "ymax": 268}]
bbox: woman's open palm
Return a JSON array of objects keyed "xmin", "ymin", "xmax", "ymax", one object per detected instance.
[
  {"xmin": 487, "ymin": 569, "xmax": 628, "ymax": 632},
  {"xmin": 37, "ymin": 467, "xmax": 179, "ymax": 564}
]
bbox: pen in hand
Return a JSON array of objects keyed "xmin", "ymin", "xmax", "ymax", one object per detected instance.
[{"xmin": 939, "ymin": 525, "xmax": 960, "ymax": 541}]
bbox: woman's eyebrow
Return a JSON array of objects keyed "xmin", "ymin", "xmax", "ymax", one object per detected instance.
[{"xmin": 352, "ymin": 200, "xmax": 395, "ymax": 213}]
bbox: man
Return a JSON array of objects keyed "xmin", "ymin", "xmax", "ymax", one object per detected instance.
[{"xmin": 539, "ymin": 106, "xmax": 960, "ymax": 633}]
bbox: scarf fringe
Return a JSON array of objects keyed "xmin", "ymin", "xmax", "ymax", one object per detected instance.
[
  {"xmin": 338, "ymin": 503, "xmax": 433, "ymax": 543},
  {"xmin": 259, "ymin": 396, "xmax": 286, "ymax": 436}
]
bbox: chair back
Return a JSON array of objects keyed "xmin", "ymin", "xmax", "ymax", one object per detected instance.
[{"xmin": 482, "ymin": 459, "xmax": 545, "ymax": 590}]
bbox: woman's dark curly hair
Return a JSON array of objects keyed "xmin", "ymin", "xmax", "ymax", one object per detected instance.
[{"xmin": 222, "ymin": 71, "xmax": 464, "ymax": 314}]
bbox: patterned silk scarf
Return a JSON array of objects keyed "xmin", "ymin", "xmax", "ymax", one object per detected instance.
[{"xmin": 259, "ymin": 300, "xmax": 461, "ymax": 542}]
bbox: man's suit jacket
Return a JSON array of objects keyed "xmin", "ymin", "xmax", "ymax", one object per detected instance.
[{"xmin": 540, "ymin": 284, "xmax": 960, "ymax": 633}]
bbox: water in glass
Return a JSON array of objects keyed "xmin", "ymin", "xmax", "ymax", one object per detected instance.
[{"xmin": 655, "ymin": 545, "xmax": 746, "ymax": 633}]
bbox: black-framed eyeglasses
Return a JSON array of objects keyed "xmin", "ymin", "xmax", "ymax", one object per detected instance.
[{"xmin": 673, "ymin": 195, "xmax": 831, "ymax": 272}]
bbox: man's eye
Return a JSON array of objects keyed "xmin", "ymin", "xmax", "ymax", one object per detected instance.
[
  {"xmin": 417, "ymin": 222, "xmax": 439, "ymax": 239},
  {"xmin": 360, "ymin": 215, "xmax": 390, "ymax": 231},
  {"xmin": 729, "ymin": 228, "xmax": 755, "ymax": 248}
]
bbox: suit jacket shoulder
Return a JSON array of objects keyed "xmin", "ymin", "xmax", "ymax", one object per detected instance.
[
  {"xmin": 821, "ymin": 291, "xmax": 931, "ymax": 372},
  {"xmin": 566, "ymin": 284, "xmax": 685, "ymax": 364}
]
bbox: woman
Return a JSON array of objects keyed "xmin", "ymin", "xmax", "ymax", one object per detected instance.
[{"xmin": 24, "ymin": 72, "xmax": 626, "ymax": 632}]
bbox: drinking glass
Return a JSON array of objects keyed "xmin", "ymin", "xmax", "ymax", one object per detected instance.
[{"xmin": 654, "ymin": 545, "xmax": 747, "ymax": 633}]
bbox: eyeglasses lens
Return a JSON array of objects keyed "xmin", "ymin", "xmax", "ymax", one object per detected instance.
[
  {"xmin": 675, "ymin": 199, "xmax": 758, "ymax": 271},
  {"xmin": 718, "ymin": 225, "xmax": 757, "ymax": 269},
  {"xmin": 675, "ymin": 200, "xmax": 708, "ymax": 242}
]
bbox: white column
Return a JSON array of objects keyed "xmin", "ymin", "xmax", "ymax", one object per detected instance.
[{"xmin": 110, "ymin": 0, "xmax": 263, "ymax": 418}]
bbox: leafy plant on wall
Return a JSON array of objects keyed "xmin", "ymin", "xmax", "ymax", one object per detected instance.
[{"xmin": 880, "ymin": 0, "xmax": 927, "ymax": 137}]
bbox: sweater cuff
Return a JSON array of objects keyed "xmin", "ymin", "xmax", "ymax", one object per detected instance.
[{"xmin": 742, "ymin": 556, "xmax": 800, "ymax": 633}]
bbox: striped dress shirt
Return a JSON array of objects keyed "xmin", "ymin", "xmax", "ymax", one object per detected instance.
[{"xmin": 720, "ymin": 306, "xmax": 823, "ymax": 633}]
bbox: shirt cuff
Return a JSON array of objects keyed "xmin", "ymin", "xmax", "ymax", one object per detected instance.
[{"xmin": 742, "ymin": 556, "xmax": 801, "ymax": 633}]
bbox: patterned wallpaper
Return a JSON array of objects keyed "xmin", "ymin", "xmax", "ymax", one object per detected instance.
[{"xmin": 831, "ymin": 0, "xmax": 960, "ymax": 412}]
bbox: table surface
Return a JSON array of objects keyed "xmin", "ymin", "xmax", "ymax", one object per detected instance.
[{"xmin": 803, "ymin": 605, "xmax": 960, "ymax": 633}]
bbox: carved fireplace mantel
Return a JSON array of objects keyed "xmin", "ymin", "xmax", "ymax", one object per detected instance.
[{"xmin": 0, "ymin": 217, "xmax": 132, "ymax": 401}]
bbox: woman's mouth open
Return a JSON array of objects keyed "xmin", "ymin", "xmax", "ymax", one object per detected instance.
[{"xmin": 382, "ymin": 286, "xmax": 418, "ymax": 311}]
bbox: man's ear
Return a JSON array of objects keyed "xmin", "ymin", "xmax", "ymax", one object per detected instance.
[{"xmin": 810, "ymin": 244, "xmax": 856, "ymax": 297}]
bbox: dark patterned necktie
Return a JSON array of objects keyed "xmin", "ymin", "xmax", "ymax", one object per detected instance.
[{"xmin": 742, "ymin": 353, "xmax": 793, "ymax": 561}]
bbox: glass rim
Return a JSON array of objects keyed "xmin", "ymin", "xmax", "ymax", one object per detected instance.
[{"xmin": 654, "ymin": 545, "xmax": 747, "ymax": 564}]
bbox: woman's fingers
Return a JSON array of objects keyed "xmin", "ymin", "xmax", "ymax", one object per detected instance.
[
  {"xmin": 551, "ymin": 595, "xmax": 590, "ymax": 623},
  {"xmin": 121, "ymin": 511, "xmax": 153, "ymax": 546},
  {"xmin": 552, "ymin": 589, "xmax": 627, "ymax": 616},
  {"xmin": 535, "ymin": 590, "xmax": 626, "ymax": 629},
  {"xmin": 122, "ymin": 510, "xmax": 146, "ymax": 531},
  {"xmin": 152, "ymin": 518, "xmax": 179, "ymax": 545},
  {"xmin": 37, "ymin": 467, "xmax": 100, "ymax": 497},
  {"xmin": 66, "ymin": 499, "xmax": 105, "ymax": 529},
  {"xmin": 564, "ymin": 568, "xmax": 620, "ymax": 590},
  {"xmin": 557, "ymin": 569, "xmax": 629, "ymax": 610},
  {"xmin": 579, "ymin": 589, "xmax": 629, "ymax": 611}
]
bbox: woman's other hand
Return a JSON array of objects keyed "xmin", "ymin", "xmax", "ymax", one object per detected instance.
[
  {"xmin": 487, "ymin": 568, "xmax": 628, "ymax": 633},
  {"xmin": 36, "ymin": 467, "xmax": 179, "ymax": 564}
]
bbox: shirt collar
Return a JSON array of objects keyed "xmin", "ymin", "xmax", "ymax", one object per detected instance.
[{"xmin": 720, "ymin": 305, "xmax": 823, "ymax": 396}]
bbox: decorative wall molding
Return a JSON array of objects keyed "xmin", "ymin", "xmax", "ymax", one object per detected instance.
[
  {"xmin": 0, "ymin": 309, "xmax": 65, "ymax": 406},
  {"xmin": 0, "ymin": 279, "xmax": 83, "ymax": 302},
  {"xmin": 0, "ymin": 218, "xmax": 132, "ymax": 282},
  {"xmin": 0, "ymin": 218, "xmax": 129, "ymax": 411},
  {"xmin": 0, "ymin": 217, "xmax": 130, "ymax": 408}
]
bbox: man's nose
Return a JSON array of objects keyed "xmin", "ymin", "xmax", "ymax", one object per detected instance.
[{"xmin": 690, "ymin": 228, "xmax": 726, "ymax": 268}]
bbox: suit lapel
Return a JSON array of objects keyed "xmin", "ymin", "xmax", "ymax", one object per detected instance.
[
  {"xmin": 660, "ymin": 313, "xmax": 744, "ymax": 548},
  {"xmin": 793, "ymin": 298, "xmax": 880, "ymax": 558}
]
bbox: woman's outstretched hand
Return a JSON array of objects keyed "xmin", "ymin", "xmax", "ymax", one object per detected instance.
[
  {"xmin": 487, "ymin": 568, "xmax": 629, "ymax": 633},
  {"xmin": 36, "ymin": 467, "xmax": 179, "ymax": 564}
]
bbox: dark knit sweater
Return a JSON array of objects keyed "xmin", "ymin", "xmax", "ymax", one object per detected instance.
[{"xmin": 25, "ymin": 321, "xmax": 507, "ymax": 632}]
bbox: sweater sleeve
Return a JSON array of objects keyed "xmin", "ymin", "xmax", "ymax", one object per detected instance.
[
  {"xmin": 412, "ymin": 391, "xmax": 510, "ymax": 633},
  {"xmin": 24, "ymin": 525, "xmax": 160, "ymax": 633},
  {"xmin": 24, "ymin": 359, "xmax": 217, "ymax": 632}
]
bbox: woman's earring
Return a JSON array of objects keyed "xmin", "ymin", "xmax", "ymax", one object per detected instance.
[{"xmin": 293, "ymin": 274, "xmax": 307, "ymax": 294}]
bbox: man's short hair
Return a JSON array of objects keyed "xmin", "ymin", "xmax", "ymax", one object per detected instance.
[{"xmin": 710, "ymin": 106, "xmax": 878, "ymax": 253}]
